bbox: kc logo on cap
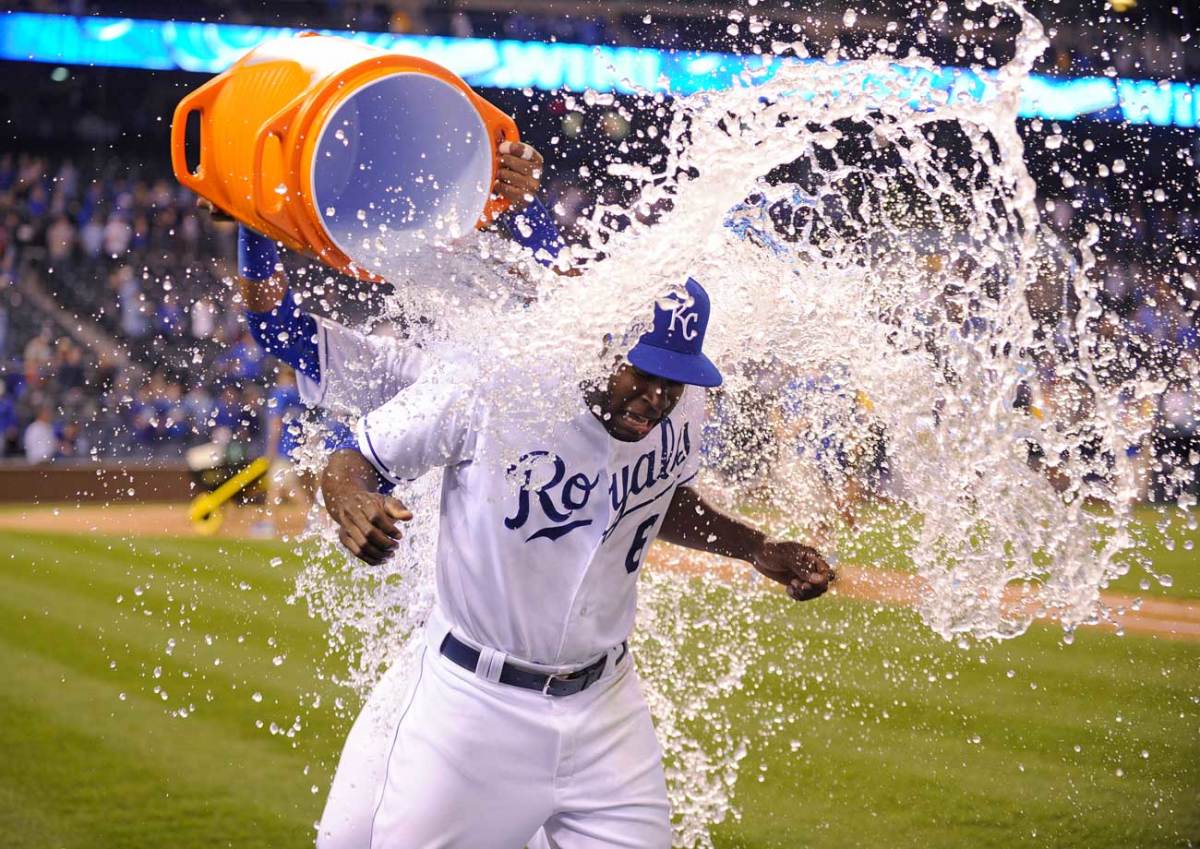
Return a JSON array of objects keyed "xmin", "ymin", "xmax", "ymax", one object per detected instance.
[{"xmin": 667, "ymin": 301, "xmax": 700, "ymax": 341}]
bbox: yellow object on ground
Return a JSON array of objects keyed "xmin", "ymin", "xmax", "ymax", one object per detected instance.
[{"xmin": 188, "ymin": 457, "xmax": 271, "ymax": 535}]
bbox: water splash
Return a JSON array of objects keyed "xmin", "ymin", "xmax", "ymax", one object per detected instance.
[{"xmin": 288, "ymin": 1, "xmax": 1192, "ymax": 845}]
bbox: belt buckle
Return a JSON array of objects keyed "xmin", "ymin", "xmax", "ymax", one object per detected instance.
[
  {"xmin": 541, "ymin": 670, "xmax": 572, "ymax": 697},
  {"xmin": 541, "ymin": 660, "xmax": 604, "ymax": 697}
]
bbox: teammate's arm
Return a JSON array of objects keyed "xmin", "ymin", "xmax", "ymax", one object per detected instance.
[
  {"xmin": 322, "ymin": 449, "xmax": 412, "ymax": 565},
  {"xmin": 658, "ymin": 485, "xmax": 834, "ymax": 602},
  {"xmin": 205, "ymin": 202, "xmax": 424, "ymax": 411},
  {"xmin": 236, "ymin": 225, "xmax": 290, "ymax": 312},
  {"xmin": 236, "ymin": 226, "xmax": 324, "ymax": 381},
  {"xmin": 198, "ymin": 199, "xmax": 323, "ymax": 380},
  {"xmin": 237, "ymin": 229, "xmax": 427, "ymax": 415},
  {"xmin": 198, "ymin": 199, "xmax": 290, "ymax": 311},
  {"xmin": 492, "ymin": 141, "xmax": 543, "ymax": 210},
  {"xmin": 491, "ymin": 141, "xmax": 569, "ymax": 268}
]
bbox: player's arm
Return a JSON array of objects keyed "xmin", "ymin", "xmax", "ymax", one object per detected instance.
[
  {"xmin": 238, "ymin": 243, "xmax": 426, "ymax": 415},
  {"xmin": 658, "ymin": 485, "xmax": 834, "ymax": 602},
  {"xmin": 323, "ymin": 376, "xmax": 480, "ymax": 564},
  {"xmin": 236, "ymin": 224, "xmax": 290, "ymax": 312},
  {"xmin": 322, "ymin": 448, "xmax": 412, "ymax": 565},
  {"xmin": 236, "ymin": 225, "xmax": 325, "ymax": 381},
  {"xmin": 203, "ymin": 201, "xmax": 426, "ymax": 411},
  {"xmin": 198, "ymin": 199, "xmax": 292, "ymax": 312}
]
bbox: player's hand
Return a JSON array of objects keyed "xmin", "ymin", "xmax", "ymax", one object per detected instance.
[
  {"xmin": 750, "ymin": 540, "xmax": 834, "ymax": 602},
  {"xmin": 493, "ymin": 141, "xmax": 543, "ymax": 211},
  {"xmin": 195, "ymin": 197, "xmax": 236, "ymax": 225},
  {"xmin": 328, "ymin": 491, "xmax": 413, "ymax": 565}
]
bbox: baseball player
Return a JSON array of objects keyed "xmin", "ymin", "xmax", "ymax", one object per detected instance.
[
  {"xmin": 315, "ymin": 277, "xmax": 834, "ymax": 849},
  {"xmin": 227, "ymin": 139, "xmax": 589, "ymax": 849}
]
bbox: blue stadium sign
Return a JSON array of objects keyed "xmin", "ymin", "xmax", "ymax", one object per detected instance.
[{"xmin": 0, "ymin": 11, "xmax": 1195, "ymax": 128}]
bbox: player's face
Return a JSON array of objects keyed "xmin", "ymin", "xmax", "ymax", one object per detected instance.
[{"xmin": 596, "ymin": 364, "xmax": 685, "ymax": 442}]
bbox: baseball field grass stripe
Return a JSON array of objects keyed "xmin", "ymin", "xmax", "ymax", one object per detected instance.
[
  {"xmin": 0, "ymin": 540, "xmax": 340, "ymax": 725},
  {"xmin": 0, "ymin": 535, "xmax": 299, "ymax": 604},
  {"xmin": 0, "ymin": 535, "xmax": 328, "ymax": 641},
  {"xmin": 0, "ymin": 576, "xmax": 338, "ymax": 729},
  {"xmin": 0, "ymin": 529, "xmax": 315, "ymax": 589},
  {"xmin": 768, "ymin": 503, "xmax": 1200, "ymax": 601},
  {"xmin": 0, "ymin": 769, "xmax": 71, "ymax": 849},
  {"xmin": 0, "ymin": 595, "xmax": 324, "ymax": 724},
  {"xmin": 0, "ymin": 559, "xmax": 324, "ymax": 659}
]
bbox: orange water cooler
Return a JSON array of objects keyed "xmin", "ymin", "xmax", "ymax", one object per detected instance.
[{"xmin": 170, "ymin": 33, "xmax": 519, "ymax": 282}]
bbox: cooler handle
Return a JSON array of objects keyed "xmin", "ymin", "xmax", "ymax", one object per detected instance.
[{"xmin": 171, "ymin": 76, "xmax": 227, "ymax": 209}]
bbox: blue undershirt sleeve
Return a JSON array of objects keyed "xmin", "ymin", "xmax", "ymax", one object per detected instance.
[
  {"xmin": 245, "ymin": 288, "xmax": 321, "ymax": 382},
  {"xmin": 238, "ymin": 225, "xmax": 279, "ymax": 281},
  {"xmin": 497, "ymin": 198, "xmax": 565, "ymax": 264}
]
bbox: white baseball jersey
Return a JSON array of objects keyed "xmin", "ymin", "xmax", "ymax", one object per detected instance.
[
  {"xmin": 296, "ymin": 316, "xmax": 428, "ymax": 415},
  {"xmin": 355, "ymin": 375, "xmax": 705, "ymax": 667}
]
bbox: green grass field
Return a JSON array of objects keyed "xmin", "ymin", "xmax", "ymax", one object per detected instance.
[{"xmin": 1, "ymin": 526, "xmax": 1197, "ymax": 849}]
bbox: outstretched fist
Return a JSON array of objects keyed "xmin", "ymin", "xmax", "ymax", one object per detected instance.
[{"xmin": 751, "ymin": 540, "xmax": 834, "ymax": 602}]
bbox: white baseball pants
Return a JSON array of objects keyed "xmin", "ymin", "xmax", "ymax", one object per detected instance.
[{"xmin": 316, "ymin": 619, "xmax": 671, "ymax": 849}]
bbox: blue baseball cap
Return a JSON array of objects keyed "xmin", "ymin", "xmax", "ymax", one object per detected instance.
[{"xmin": 627, "ymin": 277, "xmax": 722, "ymax": 387}]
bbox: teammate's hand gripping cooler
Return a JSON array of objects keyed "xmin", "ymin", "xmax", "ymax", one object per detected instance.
[{"xmin": 170, "ymin": 32, "xmax": 519, "ymax": 283}]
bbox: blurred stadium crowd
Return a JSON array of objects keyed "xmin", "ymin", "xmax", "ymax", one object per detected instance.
[
  {"xmin": 0, "ymin": 152, "xmax": 270, "ymax": 462},
  {"xmin": 0, "ymin": 2, "xmax": 1197, "ymax": 501}
]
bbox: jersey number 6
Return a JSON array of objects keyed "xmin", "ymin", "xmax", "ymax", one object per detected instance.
[{"xmin": 625, "ymin": 514, "xmax": 660, "ymax": 574}]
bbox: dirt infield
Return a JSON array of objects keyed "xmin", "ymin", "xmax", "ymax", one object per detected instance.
[
  {"xmin": 1, "ymin": 502, "xmax": 1196, "ymax": 641},
  {"xmin": 0, "ymin": 502, "xmax": 308, "ymax": 538}
]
